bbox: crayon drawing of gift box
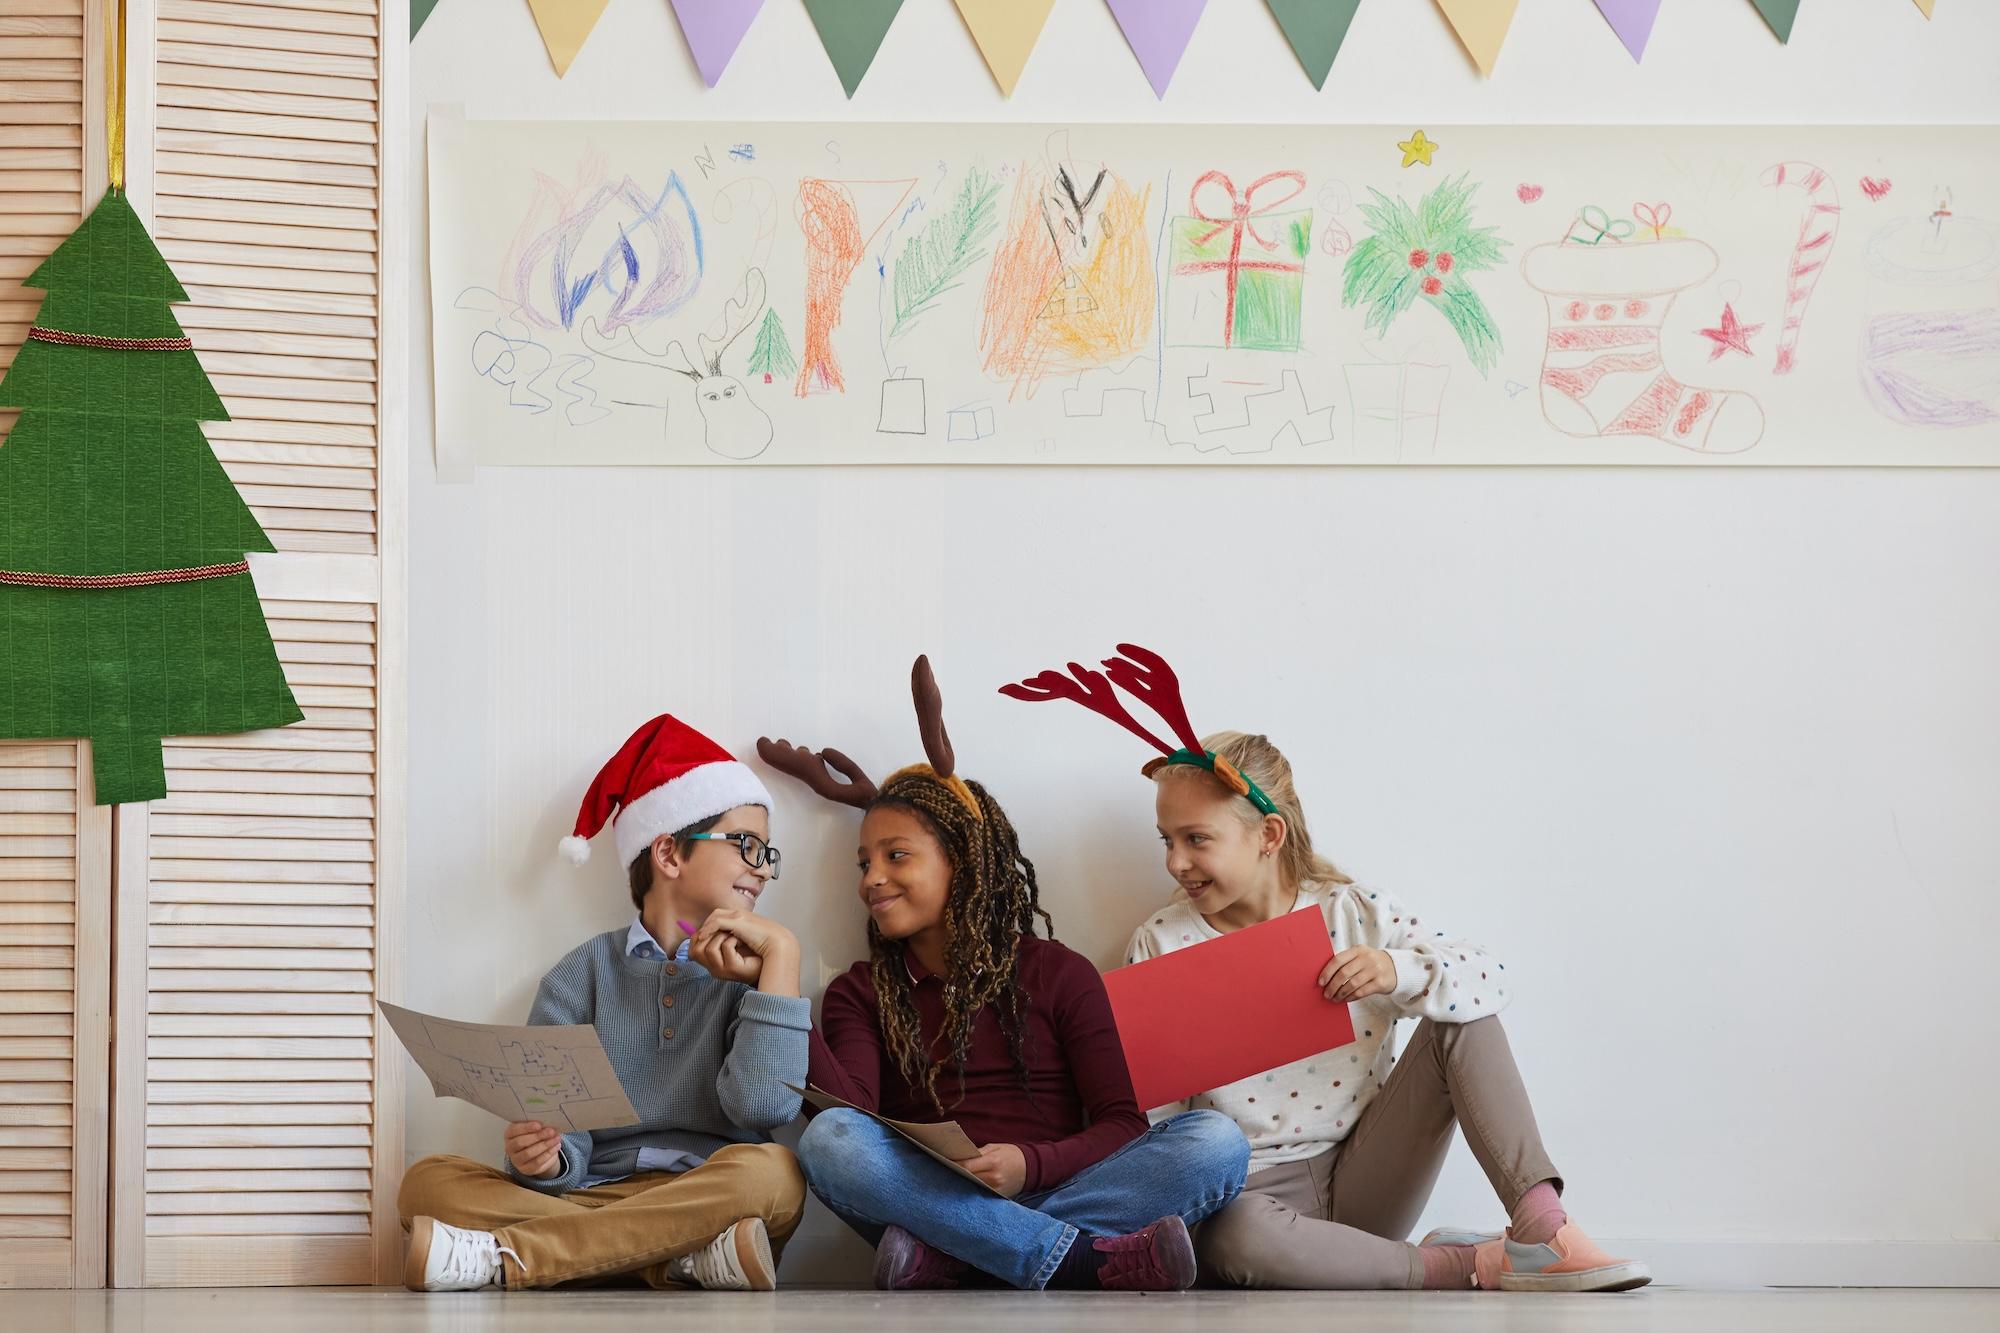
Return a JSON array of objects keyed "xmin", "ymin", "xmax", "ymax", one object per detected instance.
[
  {"xmin": 1344, "ymin": 361, "xmax": 1450, "ymax": 458},
  {"xmin": 1167, "ymin": 171, "xmax": 1312, "ymax": 352}
]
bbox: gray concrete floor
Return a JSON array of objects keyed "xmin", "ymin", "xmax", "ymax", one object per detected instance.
[{"xmin": 5, "ymin": 1286, "xmax": 2000, "ymax": 1333}]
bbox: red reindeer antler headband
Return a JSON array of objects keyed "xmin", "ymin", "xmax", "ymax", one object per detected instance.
[{"xmin": 999, "ymin": 644, "xmax": 1277, "ymax": 816}]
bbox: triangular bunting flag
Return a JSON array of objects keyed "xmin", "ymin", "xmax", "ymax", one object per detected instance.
[
  {"xmin": 953, "ymin": 0, "xmax": 1057, "ymax": 98},
  {"xmin": 1266, "ymin": 0, "xmax": 1364, "ymax": 90},
  {"xmin": 1912, "ymin": 0, "xmax": 1933, "ymax": 15},
  {"xmin": 1105, "ymin": 0, "xmax": 1208, "ymax": 99},
  {"xmin": 1434, "ymin": 0, "xmax": 1518, "ymax": 77},
  {"xmin": 1749, "ymin": 0, "xmax": 1801, "ymax": 42},
  {"xmin": 413, "ymin": 0, "xmax": 444, "ymax": 38},
  {"xmin": 668, "ymin": 0, "xmax": 767, "ymax": 87},
  {"xmin": 803, "ymin": 0, "xmax": 905, "ymax": 97},
  {"xmin": 526, "ymin": 0, "xmax": 613, "ymax": 77},
  {"xmin": 1592, "ymin": 0, "xmax": 1662, "ymax": 62}
]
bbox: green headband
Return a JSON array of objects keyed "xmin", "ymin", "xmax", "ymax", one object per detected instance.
[{"xmin": 1157, "ymin": 748, "xmax": 1279, "ymax": 817}]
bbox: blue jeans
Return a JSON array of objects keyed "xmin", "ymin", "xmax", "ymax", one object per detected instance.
[{"xmin": 797, "ymin": 1108, "xmax": 1249, "ymax": 1290}]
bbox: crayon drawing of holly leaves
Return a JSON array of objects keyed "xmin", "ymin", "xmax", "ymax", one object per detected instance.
[{"xmin": 1342, "ymin": 174, "xmax": 1509, "ymax": 375}]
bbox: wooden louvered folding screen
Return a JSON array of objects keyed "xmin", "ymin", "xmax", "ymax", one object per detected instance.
[
  {"xmin": 0, "ymin": 0, "xmax": 94, "ymax": 441},
  {"xmin": 1, "ymin": 0, "xmax": 404, "ymax": 1290},
  {"xmin": 0, "ymin": 747, "xmax": 109, "ymax": 1289},
  {"xmin": 104, "ymin": 0, "xmax": 405, "ymax": 1288},
  {"xmin": 1, "ymin": 0, "xmax": 110, "ymax": 1291}
]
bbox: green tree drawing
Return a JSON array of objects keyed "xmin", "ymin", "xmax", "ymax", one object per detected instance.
[
  {"xmin": 746, "ymin": 307, "xmax": 798, "ymax": 385},
  {"xmin": 891, "ymin": 166, "xmax": 1002, "ymax": 341},
  {"xmin": 0, "ymin": 191, "xmax": 302, "ymax": 804}
]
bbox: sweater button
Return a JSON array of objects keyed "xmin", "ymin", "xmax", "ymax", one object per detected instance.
[
  {"xmin": 661, "ymin": 1027, "xmax": 675, "ymax": 1040},
  {"xmin": 661, "ymin": 994, "xmax": 675, "ymax": 1008},
  {"xmin": 664, "ymin": 964, "xmax": 678, "ymax": 976}
]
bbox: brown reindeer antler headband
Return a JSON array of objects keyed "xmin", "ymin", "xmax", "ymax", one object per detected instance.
[
  {"xmin": 756, "ymin": 655, "xmax": 982, "ymax": 820},
  {"xmin": 1000, "ymin": 643, "xmax": 1278, "ymax": 816}
]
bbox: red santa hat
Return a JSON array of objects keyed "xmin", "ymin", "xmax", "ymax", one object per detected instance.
[{"xmin": 559, "ymin": 715, "xmax": 773, "ymax": 868}]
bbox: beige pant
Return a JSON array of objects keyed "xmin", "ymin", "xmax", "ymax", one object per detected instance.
[
  {"xmin": 397, "ymin": 1143, "xmax": 806, "ymax": 1288},
  {"xmin": 1197, "ymin": 1016, "xmax": 1561, "ymax": 1290}
]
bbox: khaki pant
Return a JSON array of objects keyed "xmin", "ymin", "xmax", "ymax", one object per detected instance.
[
  {"xmin": 397, "ymin": 1143, "xmax": 806, "ymax": 1288},
  {"xmin": 1197, "ymin": 1017, "xmax": 1561, "ymax": 1290}
]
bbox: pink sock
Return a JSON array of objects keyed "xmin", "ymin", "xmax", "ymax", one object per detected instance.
[
  {"xmin": 1510, "ymin": 1180, "xmax": 1567, "ymax": 1246},
  {"xmin": 1418, "ymin": 1243, "xmax": 1479, "ymax": 1290}
]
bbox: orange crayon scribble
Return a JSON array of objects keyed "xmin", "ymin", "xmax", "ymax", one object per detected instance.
[
  {"xmin": 796, "ymin": 179, "xmax": 866, "ymax": 396},
  {"xmin": 980, "ymin": 169, "xmax": 1154, "ymax": 398}
]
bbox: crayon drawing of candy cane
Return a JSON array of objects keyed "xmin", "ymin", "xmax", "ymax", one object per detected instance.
[{"xmin": 1761, "ymin": 162, "xmax": 1842, "ymax": 375}]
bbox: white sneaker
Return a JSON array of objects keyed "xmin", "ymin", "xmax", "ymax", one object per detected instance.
[
  {"xmin": 662, "ymin": 1218, "xmax": 775, "ymax": 1291},
  {"xmin": 403, "ymin": 1215, "xmax": 522, "ymax": 1291}
]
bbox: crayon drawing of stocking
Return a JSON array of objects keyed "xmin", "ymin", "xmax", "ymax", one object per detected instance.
[{"xmin": 1522, "ymin": 235, "xmax": 1765, "ymax": 455}]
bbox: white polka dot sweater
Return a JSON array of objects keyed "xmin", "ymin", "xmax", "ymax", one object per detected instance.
[{"xmin": 1123, "ymin": 881, "xmax": 1509, "ymax": 1173}]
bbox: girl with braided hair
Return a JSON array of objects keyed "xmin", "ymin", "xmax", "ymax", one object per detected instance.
[{"xmin": 735, "ymin": 657, "xmax": 1248, "ymax": 1292}]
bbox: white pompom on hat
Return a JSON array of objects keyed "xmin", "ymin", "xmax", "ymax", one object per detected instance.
[{"xmin": 561, "ymin": 714, "xmax": 772, "ymax": 869}]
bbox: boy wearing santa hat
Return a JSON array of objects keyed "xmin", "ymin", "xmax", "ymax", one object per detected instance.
[{"xmin": 398, "ymin": 715, "xmax": 810, "ymax": 1292}]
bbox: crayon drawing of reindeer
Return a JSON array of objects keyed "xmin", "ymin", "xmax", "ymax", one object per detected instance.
[{"xmin": 582, "ymin": 268, "xmax": 774, "ymax": 460}]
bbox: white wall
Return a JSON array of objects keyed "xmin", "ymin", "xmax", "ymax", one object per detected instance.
[{"xmin": 404, "ymin": 0, "xmax": 2000, "ymax": 1287}]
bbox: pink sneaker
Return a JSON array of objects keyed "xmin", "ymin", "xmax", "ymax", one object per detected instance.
[
  {"xmin": 1420, "ymin": 1227, "xmax": 1505, "ymax": 1290},
  {"xmin": 1498, "ymin": 1222, "xmax": 1651, "ymax": 1292}
]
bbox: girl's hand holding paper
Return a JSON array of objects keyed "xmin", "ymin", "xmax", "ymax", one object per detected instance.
[{"xmin": 1319, "ymin": 947, "xmax": 1396, "ymax": 1003}]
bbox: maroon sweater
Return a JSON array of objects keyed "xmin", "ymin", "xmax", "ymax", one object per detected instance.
[{"xmin": 806, "ymin": 934, "xmax": 1149, "ymax": 1194}]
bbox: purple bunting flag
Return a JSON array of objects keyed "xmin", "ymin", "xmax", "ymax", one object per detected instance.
[
  {"xmin": 1105, "ymin": 0, "xmax": 1209, "ymax": 99},
  {"xmin": 1592, "ymin": 0, "xmax": 1662, "ymax": 63},
  {"xmin": 668, "ymin": 0, "xmax": 767, "ymax": 87}
]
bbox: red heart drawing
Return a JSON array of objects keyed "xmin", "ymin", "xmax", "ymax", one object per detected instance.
[
  {"xmin": 1517, "ymin": 184, "xmax": 1544, "ymax": 204},
  {"xmin": 1861, "ymin": 177, "xmax": 1893, "ymax": 202}
]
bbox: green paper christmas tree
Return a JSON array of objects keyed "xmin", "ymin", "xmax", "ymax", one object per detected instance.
[{"xmin": 0, "ymin": 191, "xmax": 302, "ymax": 804}]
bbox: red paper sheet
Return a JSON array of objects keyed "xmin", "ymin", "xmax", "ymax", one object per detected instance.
[{"xmin": 1103, "ymin": 904, "xmax": 1358, "ymax": 1110}]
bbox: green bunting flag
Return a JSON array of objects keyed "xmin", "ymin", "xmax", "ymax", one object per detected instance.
[
  {"xmin": 804, "ymin": 0, "xmax": 907, "ymax": 98},
  {"xmin": 1750, "ymin": 0, "xmax": 1801, "ymax": 42},
  {"xmin": 1266, "ymin": 0, "xmax": 1364, "ymax": 90}
]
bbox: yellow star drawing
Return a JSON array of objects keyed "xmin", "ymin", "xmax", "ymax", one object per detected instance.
[{"xmin": 1398, "ymin": 130, "xmax": 1439, "ymax": 168}]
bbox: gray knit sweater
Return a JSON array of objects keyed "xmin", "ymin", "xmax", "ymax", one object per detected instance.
[{"xmin": 509, "ymin": 927, "xmax": 811, "ymax": 1194}]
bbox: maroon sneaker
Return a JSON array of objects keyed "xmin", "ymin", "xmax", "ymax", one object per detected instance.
[
  {"xmin": 1090, "ymin": 1215, "xmax": 1197, "ymax": 1291},
  {"xmin": 874, "ymin": 1225, "xmax": 973, "ymax": 1290}
]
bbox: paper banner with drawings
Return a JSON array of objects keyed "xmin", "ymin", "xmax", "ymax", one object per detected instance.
[
  {"xmin": 787, "ymin": 1083, "xmax": 998, "ymax": 1194},
  {"xmin": 428, "ymin": 118, "xmax": 2000, "ymax": 467},
  {"xmin": 381, "ymin": 1001, "xmax": 640, "ymax": 1132}
]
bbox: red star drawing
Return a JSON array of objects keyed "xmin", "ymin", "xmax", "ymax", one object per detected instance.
[{"xmin": 1700, "ymin": 303, "xmax": 1763, "ymax": 361}]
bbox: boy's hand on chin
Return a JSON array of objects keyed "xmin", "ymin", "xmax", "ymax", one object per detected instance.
[
  {"xmin": 690, "ymin": 909, "xmax": 802, "ymax": 996},
  {"xmin": 688, "ymin": 925, "xmax": 762, "ymax": 983},
  {"xmin": 693, "ymin": 907, "xmax": 796, "ymax": 958},
  {"xmin": 962, "ymin": 1143, "xmax": 1027, "ymax": 1197}
]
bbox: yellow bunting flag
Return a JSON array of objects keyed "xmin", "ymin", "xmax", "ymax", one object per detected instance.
[
  {"xmin": 1912, "ymin": 0, "xmax": 1934, "ymax": 15},
  {"xmin": 526, "ymin": 0, "xmax": 612, "ymax": 77},
  {"xmin": 1434, "ymin": 0, "xmax": 1518, "ymax": 77},
  {"xmin": 952, "ymin": 0, "xmax": 1057, "ymax": 97}
]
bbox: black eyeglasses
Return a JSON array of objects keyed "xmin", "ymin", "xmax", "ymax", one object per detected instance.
[{"xmin": 684, "ymin": 832, "xmax": 782, "ymax": 880}]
